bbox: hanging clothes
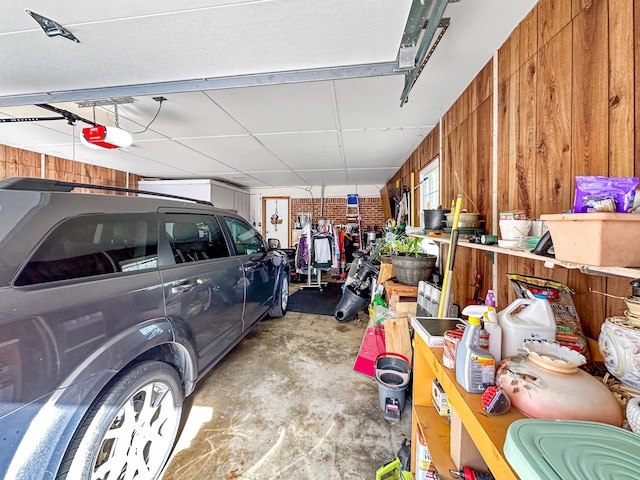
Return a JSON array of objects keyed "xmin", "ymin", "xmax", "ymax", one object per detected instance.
[{"xmin": 312, "ymin": 233, "xmax": 333, "ymax": 268}]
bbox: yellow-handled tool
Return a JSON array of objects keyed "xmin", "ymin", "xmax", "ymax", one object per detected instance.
[{"xmin": 438, "ymin": 194, "xmax": 463, "ymax": 317}]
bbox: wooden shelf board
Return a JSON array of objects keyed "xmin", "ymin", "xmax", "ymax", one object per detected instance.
[
  {"xmin": 415, "ymin": 233, "xmax": 640, "ymax": 279},
  {"xmin": 415, "ymin": 335, "xmax": 523, "ymax": 480},
  {"xmin": 413, "ymin": 405, "xmax": 457, "ymax": 479}
]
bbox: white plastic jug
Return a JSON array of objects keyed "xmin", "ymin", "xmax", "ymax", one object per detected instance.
[{"xmin": 497, "ymin": 297, "xmax": 556, "ymax": 359}]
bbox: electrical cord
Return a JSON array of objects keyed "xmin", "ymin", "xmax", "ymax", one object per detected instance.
[{"xmin": 107, "ymin": 98, "xmax": 165, "ymax": 134}]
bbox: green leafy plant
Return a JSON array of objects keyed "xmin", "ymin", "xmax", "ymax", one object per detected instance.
[{"xmin": 371, "ymin": 234, "xmax": 428, "ymax": 259}]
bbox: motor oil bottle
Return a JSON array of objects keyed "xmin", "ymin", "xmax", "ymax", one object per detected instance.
[{"xmin": 456, "ymin": 305, "xmax": 496, "ymax": 393}]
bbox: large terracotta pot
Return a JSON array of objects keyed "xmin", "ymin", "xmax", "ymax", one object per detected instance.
[{"xmin": 496, "ymin": 349, "xmax": 623, "ymax": 427}]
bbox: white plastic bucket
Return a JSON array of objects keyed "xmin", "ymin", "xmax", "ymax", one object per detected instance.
[
  {"xmin": 499, "ymin": 219, "xmax": 532, "ymax": 240},
  {"xmin": 497, "ymin": 298, "xmax": 556, "ymax": 358}
]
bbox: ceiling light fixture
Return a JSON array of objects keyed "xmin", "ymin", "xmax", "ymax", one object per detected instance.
[{"xmin": 26, "ymin": 10, "xmax": 80, "ymax": 43}]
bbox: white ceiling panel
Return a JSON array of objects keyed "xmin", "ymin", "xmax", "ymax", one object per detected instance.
[
  {"xmin": 256, "ymin": 131, "xmax": 343, "ymax": 169},
  {"xmin": 179, "ymin": 136, "xmax": 286, "ymax": 171},
  {"xmin": 335, "ymin": 76, "xmax": 435, "ymax": 129},
  {"xmin": 244, "ymin": 170, "xmax": 308, "ymax": 187},
  {"xmin": 131, "ymin": 140, "xmax": 235, "ymax": 174},
  {"xmin": 0, "ymin": 1, "xmax": 538, "ymax": 188},
  {"xmin": 341, "ymin": 129, "xmax": 428, "ymax": 168},
  {"xmin": 207, "ymin": 82, "xmax": 338, "ymax": 134},
  {"xmin": 116, "ymin": 93, "xmax": 248, "ymax": 139},
  {"xmin": 295, "ymin": 169, "xmax": 349, "ymax": 187},
  {"xmin": 345, "ymin": 168, "xmax": 400, "ymax": 186}
]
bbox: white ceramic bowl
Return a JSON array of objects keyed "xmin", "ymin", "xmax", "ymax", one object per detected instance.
[
  {"xmin": 523, "ymin": 341, "xmax": 586, "ymax": 374},
  {"xmin": 498, "ymin": 238, "xmax": 520, "ymax": 249},
  {"xmin": 499, "ymin": 219, "xmax": 532, "ymax": 240}
]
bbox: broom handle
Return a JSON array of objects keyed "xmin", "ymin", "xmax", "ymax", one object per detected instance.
[{"xmin": 438, "ymin": 194, "xmax": 463, "ymax": 317}]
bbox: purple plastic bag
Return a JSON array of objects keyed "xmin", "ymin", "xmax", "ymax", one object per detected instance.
[{"xmin": 573, "ymin": 176, "xmax": 639, "ymax": 213}]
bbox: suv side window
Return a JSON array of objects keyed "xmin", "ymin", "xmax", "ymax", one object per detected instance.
[
  {"xmin": 15, "ymin": 214, "xmax": 158, "ymax": 286},
  {"xmin": 164, "ymin": 214, "xmax": 230, "ymax": 263},
  {"xmin": 223, "ymin": 217, "xmax": 265, "ymax": 255}
]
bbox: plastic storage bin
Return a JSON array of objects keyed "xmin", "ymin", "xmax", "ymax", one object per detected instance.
[{"xmin": 540, "ymin": 213, "xmax": 640, "ymax": 267}]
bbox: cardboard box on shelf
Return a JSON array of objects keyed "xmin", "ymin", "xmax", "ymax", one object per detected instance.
[
  {"xmin": 443, "ymin": 328, "xmax": 465, "ymax": 371},
  {"xmin": 431, "ymin": 379, "xmax": 449, "ymax": 416},
  {"xmin": 450, "ymin": 405, "xmax": 489, "ymax": 472}
]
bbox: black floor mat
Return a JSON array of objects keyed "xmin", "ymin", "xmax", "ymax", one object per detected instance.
[{"xmin": 288, "ymin": 282, "xmax": 344, "ymax": 316}]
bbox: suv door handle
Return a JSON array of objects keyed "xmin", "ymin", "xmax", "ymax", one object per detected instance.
[{"xmin": 172, "ymin": 281, "xmax": 197, "ymax": 294}]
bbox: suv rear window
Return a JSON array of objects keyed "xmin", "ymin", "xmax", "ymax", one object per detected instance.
[{"xmin": 15, "ymin": 214, "xmax": 159, "ymax": 286}]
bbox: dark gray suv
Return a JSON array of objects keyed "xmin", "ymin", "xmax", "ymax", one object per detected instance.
[{"xmin": 0, "ymin": 177, "xmax": 290, "ymax": 480}]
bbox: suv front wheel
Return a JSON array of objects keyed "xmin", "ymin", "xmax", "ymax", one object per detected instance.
[{"xmin": 56, "ymin": 361, "xmax": 183, "ymax": 480}]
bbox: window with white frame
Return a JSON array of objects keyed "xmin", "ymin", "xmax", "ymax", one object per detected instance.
[
  {"xmin": 419, "ymin": 157, "xmax": 441, "ymax": 260},
  {"xmin": 420, "ymin": 158, "xmax": 441, "ymax": 225}
]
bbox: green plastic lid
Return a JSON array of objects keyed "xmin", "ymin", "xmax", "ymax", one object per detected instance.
[{"xmin": 504, "ymin": 419, "xmax": 640, "ymax": 480}]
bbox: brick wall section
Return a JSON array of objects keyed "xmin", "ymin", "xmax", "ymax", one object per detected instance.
[{"xmin": 291, "ymin": 196, "xmax": 385, "ymax": 232}]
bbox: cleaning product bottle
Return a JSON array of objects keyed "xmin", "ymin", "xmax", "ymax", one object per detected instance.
[
  {"xmin": 456, "ymin": 305, "xmax": 496, "ymax": 393},
  {"xmin": 484, "ymin": 306, "xmax": 502, "ymax": 363}
]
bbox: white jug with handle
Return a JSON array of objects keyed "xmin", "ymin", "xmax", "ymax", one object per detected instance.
[{"xmin": 497, "ymin": 295, "xmax": 556, "ymax": 359}]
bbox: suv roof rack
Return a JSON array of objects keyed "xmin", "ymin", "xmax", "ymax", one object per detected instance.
[{"xmin": 0, "ymin": 177, "xmax": 214, "ymax": 206}]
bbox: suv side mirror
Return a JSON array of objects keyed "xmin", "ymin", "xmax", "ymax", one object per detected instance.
[{"xmin": 268, "ymin": 238, "xmax": 281, "ymax": 249}]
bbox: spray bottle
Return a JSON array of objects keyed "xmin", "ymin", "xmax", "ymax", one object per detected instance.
[{"xmin": 456, "ymin": 305, "xmax": 496, "ymax": 393}]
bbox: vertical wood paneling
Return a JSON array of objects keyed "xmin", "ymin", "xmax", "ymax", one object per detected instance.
[
  {"xmin": 609, "ymin": 0, "xmax": 635, "ymax": 177},
  {"xmin": 498, "ymin": 38, "xmax": 512, "ymax": 83},
  {"xmin": 387, "ymin": 1, "xmax": 637, "ymax": 337},
  {"xmin": 635, "ymin": 0, "xmax": 640, "ymax": 176},
  {"xmin": 497, "ymin": 77, "xmax": 511, "ymax": 216},
  {"xmin": 510, "ymin": 24, "xmax": 522, "ymax": 75},
  {"xmin": 572, "ymin": 1, "xmax": 608, "ymax": 179},
  {"xmin": 538, "ymin": 0, "xmax": 572, "ymax": 47},
  {"xmin": 520, "ymin": 6, "xmax": 539, "ymax": 65},
  {"xmin": 572, "ymin": 0, "xmax": 592, "ymax": 18},
  {"xmin": 517, "ymin": 57, "xmax": 537, "ymax": 216},
  {"xmin": 536, "ymin": 24, "xmax": 573, "ymax": 216},
  {"xmin": 477, "ymin": 98, "xmax": 493, "ymax": 232}
]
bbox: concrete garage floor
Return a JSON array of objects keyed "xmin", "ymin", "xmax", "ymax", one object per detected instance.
[{"xmin": 162, "ymin": 284, "xmax": 412, "ymax": 479}]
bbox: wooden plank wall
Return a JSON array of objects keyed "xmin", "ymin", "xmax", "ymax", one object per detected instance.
[
  {"xmin": 0, "ymin": 144, "xmax": 139, "ymax": 192},
  {"xmin": 387, "ymin": 0, "xmax": 638, "ymax": 339}
]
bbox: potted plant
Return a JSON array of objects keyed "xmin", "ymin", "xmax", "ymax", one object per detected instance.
[{"xmin": 371, "ymin": 234, "xmax": 437, "ymax": 286}]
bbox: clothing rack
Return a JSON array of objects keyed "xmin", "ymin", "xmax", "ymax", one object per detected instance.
[{"xmin": 298, "ymin": 223, "xmax": 336, "ymax": 291}]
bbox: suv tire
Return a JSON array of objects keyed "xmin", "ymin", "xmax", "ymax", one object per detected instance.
[
  {"xmin": 268, "ymin": 274, "xmax": 289, "ymax": 318},
  {"xmin": 56, "ymin": 361, "xmax": 183, "ymax": 480}
]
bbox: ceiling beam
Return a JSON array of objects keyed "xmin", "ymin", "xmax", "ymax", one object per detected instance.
[{"xmin": 0, "ymin": 62, "xmax": 401, "ymax": 108}]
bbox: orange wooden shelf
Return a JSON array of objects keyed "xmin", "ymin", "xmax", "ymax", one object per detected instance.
[{"xmin": 411, "ymin": 326, "xmax": 524, "ymax": 480}]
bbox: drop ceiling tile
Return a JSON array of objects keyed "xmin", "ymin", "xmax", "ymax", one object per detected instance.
[
  {"xmin": 294, "ymin": 169, "xmax": 348, "ymax": 187},
  {"xmin": 346, "ymin": 168, "xmax": 399, "ymax": 186},
  {"xmin": 178, "ymin": 135, "xmax": 286, "ymax": 171},
  {"xmin": 334, "ymin": 76, "xmax": 435, "ymax": 129},
  {"xmin": 116, "ymin": 92, "xmax": 247, "ymax": 138},
  {"xmin": 206, "ymin": 83, "xmax": 338, "ymax": 134},
  {"xmin": 247, "ymin": 170, "xmax": 309, "ymax": 187},
  {"xmin": 255, "ymin": 131, "xmax": 342, "ymax": 169},
  {"xmin": 132, "ymin": 139, "xmax": 236, "ymax": 174},
  {"xmin": 341, "ymin": 129, "xmax": 428, "ymax": 168}
]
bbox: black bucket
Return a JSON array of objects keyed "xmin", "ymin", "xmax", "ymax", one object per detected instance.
[
  {"xmin": 334, "ymin": 286, "xmax": 369, "ymax": 323},
  {"xmin": 423, "ymin": 209, "xmax": 449, "ymax": 230}
]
